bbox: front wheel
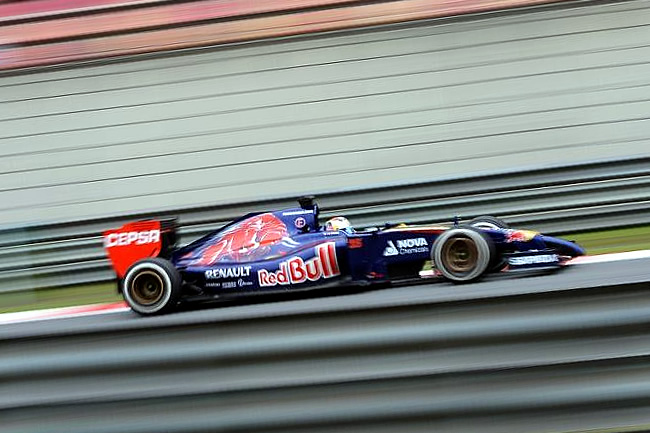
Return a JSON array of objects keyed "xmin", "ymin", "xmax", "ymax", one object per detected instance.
[
  {"xmin": 122, "ymin": 258, "xmax": 182, "ymax": 316},
  {"xmin": 469, "ymin": 215, "xmax": 509, "ymax": 230},
  {"xmin": 432, "ymin": 228, "xmax": 494, "ymax": 283},
  {"xmin": 469, "ymin": 216, "xmax": 509, "ymax": 272}
]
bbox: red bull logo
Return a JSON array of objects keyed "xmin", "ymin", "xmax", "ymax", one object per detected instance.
[
  {"xmin": 505, "ymin": 229, "xmax": 537, "ymax": 243},
  {"xmin": 258, "ymin": 242, "xmax": 340, "ymax": 287}
]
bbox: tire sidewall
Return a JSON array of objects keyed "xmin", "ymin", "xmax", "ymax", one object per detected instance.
[
  {"xmin": 432, "ymin": 228, "xmax": 492, "ymax": 282},
  {"xmin": 469, "ymin": 216, "xmax": 508, "ymax": 272},
  {"xmin": 122, "ymin": 260, "xmax": 177, "ymax": 315},
  {"xmin": 469, "ymin": 216, "xmax": 509, "ymax": 231}
]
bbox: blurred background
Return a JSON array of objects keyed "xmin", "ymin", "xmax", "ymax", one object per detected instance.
[{"xmin": 1, "ymin": 0, "xmax": 650, "ymax": 432}]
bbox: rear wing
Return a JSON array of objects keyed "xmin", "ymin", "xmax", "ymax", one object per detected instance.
[{"xmin": 103, "ymin": 219, "xmax": 177, "ymax": 278}]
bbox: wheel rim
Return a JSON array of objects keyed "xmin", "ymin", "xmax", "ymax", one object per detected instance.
[
  {"xmin": 441, "ymin": 237, "xmax": 478, "ymax": 273},
  {"xmin": 129, "ymin": 270, "xmax": 164, "ymax": 306}
]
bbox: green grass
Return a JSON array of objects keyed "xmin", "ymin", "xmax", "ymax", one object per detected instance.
[
  {"xmin": 560, "ymin": 425, "xmax": 650, "ymax": 433},
  {"xmin": 1, "ymin": 225, "xmax": 649, "ymax": 314},
  {"xmin": 562, "ymin": 225, "xmax": 650, "ymax": 255},
  {"xmin": 0, "ymin": 282, "xmax": 120, "ymax": 314}
]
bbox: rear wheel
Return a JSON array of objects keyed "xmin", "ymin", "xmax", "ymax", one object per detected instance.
[
  {"xmin": 122, "ymin": 258, "xmax": 182, "ymax": 316},
  {"xmin": 432, "ymin": 228, "xmax": 494, "ymax": 283}
]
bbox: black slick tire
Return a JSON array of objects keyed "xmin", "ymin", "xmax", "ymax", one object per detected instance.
[
  {"xmin": 469, "ymin": 216, "xmax": 509, "ymax": 272},
  {"xmin": 432, "ymin": 227, "xmax": 494, "ymax": 283},
  {"xmin": 122, "ymin": 257, "xmax": 182, "ymax": 316},
  {"xmin": 469, "ymin": 216, "xmax": 509, "ymax": 230}
]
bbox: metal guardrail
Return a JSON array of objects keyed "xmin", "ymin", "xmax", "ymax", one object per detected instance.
[
  {"xmin": 2, "ymin": 279, "xmax": 650, "ymax": 432},
  {"xmin": 1, "ymin": 156, "xmax": 650, "ymax": 292}
]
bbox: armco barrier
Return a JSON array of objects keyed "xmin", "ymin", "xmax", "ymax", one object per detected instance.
[
  {"xmin": 1, "ymin": 156, "xmax": 650, "ymax": 292},
  {"xmin": 2, "ymin": 278, "xmax": 650, "ymax": 432}
]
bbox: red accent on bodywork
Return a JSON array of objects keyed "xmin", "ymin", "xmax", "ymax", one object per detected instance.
[
  {"xmin": 194, "ymin": 213, "xmax": 288, "ymax": 265},
  {"xmin": 327, "ymin": 242, "xmax": 340, "ymax": 275},
  {"xmin": 103, "ymin": 220, "xmax": 161, "ymax": 278},
  {"xmin": 348, "ymin": 238, "xmax": 363, "ymax": 249},
  {"xmin": 505, "ymin": 229, "xmax": 537, "ymax": 243}
]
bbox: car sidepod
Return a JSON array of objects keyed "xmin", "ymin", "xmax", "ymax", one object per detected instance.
[
  {"xmin": 256, "ymin": 240, "xmax": 345, "ymax": 290},
  {"xmin": 351, "ymin": 228, "xmax": 442, "ymax": 281},
  {"xmin": 180, "ymin": 236, "xmax": 349, "ymax": 296}
]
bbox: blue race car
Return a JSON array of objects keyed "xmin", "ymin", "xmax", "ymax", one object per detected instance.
[{"xmin": 104, "ymin": 197, "xmax": 585, "ymax": 315}]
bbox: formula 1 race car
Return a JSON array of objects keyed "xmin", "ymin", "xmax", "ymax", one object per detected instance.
[{"xmin": 104, "ymin": 197, "xmax": 585, "ymax": 315}]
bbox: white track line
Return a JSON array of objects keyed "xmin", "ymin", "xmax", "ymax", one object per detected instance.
[
  {"xmin": 419, "ymin": 250, "xmax": 650, "ymax": 277},
  {"xmin": 0, "ymin": 302, "xmax": 129, "ymax": 325},
  {"xmin": 2, "ymin": 250, "xmax": 650, "ymax": 325},
  {"xmin": 568, "ymin": 249, "xmax": 650, "ymax": 264}
]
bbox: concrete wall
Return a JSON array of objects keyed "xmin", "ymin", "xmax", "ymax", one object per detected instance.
[
  {"xmin": 1, "ymin": 0, "xmax": 649, "ymax": 226},
  {"xmin": 0, "ymin": 0, "xmax": 572, "ymax": 70}
]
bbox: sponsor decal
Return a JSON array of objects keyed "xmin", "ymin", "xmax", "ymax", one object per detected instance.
[
  {"xmin": 294, "ymin": 217, "xmax": 307, "ymax": 229},
  {"xmin": 258, "ymin": 242, "xmax": 340, "ymax": 287},
  {"xmin": 205, "ymin": 266, "xmax": 252, "ymax": 279},
  {"xmin": 348, "ymin": 238, "xmax": 363, "ymax": 249},
  {"xmin": 282, "ymin": 210, "xmax": 313, "ymax": 216},
  {"xmin": 508, "ymin": 254, "xmax": 559, "ymax": 266},
  {"xmin": 103, "ymin": 221, "xmax": 162, "ymax": 279},
  {"xmin": 207, "ymin": 278, "xmax": 253, "ymax": 289},
  {"xmin": 104, "ymin": 230, "xmax": 160, "ymax": 248},
  {"xmin": 383, "ymin": 241, "xmax": 398, "ymax": 257},
  {"xmin": 505, "ymin": 230, "xmax": 537, "ymax": 243},
  {"xmin": 383, "ymin": 238, "xmax": 428, "ymax": 256}
]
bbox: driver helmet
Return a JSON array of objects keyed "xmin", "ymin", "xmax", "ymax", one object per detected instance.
[{"xmin": 324, "ymin": 216, "xmax": 352, "ymax": 232}]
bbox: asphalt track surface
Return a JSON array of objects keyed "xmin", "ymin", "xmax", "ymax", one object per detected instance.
[{"xmin": 3, "ymin": 256, "xmax": 649, "ymax": 339}]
